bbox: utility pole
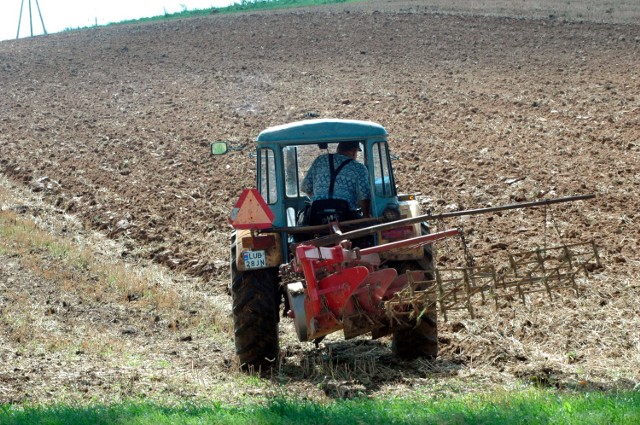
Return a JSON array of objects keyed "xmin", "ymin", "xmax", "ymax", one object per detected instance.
[{"xmin": 16, "ymin": 0, "xmax": 47, "ymax": 39}]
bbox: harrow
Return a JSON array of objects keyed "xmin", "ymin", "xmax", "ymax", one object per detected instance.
[
  {"xmin": 401, "ymin": 241, "xmax": 601, "ymax": 322},
  {"xmin": 281, "ymin": 195, "xmax": 600, "ymax": 343}
]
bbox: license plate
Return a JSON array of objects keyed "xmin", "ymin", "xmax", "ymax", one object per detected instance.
[{"xmin": 242, "ymin": 250, "xmax": 266, "ymax": 269}]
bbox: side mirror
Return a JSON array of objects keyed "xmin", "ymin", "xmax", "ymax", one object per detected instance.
[{"xmin": 211, "ymin": 142, "xmax": 228, "ymax": 155}]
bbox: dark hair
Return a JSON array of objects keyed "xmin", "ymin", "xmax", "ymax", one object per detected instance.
[{"xmin": 337, "ymin": 141, "xmax": 361, "ymax": 152}]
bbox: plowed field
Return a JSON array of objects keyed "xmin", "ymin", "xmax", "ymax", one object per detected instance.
[{"xmin": 1, "ymin": 0, "xmax": 639, "ymax": 403}]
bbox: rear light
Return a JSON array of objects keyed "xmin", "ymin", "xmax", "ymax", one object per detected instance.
[
  {"xmin": 242, "ymin": 234, "xmax": 276, "ymax": 249},
  {"xmin": 381, "ymin": 226, "xmax": 415, "ymax": 240},
  {"xmin": 398, "ymin": 194, "xmax": 416, "ymax": 202}
]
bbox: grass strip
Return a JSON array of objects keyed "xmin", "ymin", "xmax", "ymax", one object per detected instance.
[
  {"xmin": 1, "ymin": 389, "xmax": 639, "ymax": 425},
  {"xmin": 100, "ymin": 0, "xmax": 359, "ymax": 27},
  {"xmin": 0, "ymin": 196, "xmax": 183, "ymax": 318}
]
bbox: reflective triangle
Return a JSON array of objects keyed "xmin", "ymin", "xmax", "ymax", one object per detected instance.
[{"xmin": 230, "ymin": 188, "xmax": 275, "ymax": 229}]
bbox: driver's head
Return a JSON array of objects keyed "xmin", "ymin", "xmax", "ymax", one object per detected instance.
[{"xmin": 337, "ymin": 141, "xmax": 361, "ymax": 158}]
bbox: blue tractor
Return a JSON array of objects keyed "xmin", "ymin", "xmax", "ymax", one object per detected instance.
[{"xmin": 214, "ymin": 119, "xmax": 441, "ymax": 370}]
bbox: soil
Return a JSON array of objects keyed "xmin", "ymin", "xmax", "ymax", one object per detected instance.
[{"xmin": 0, "ymin": 0, "xmax": 639, "ymax": 404}]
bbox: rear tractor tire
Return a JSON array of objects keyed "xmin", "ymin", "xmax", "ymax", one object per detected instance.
[
  {"xmin": 391, "ymin": 223, "xmax": 438, "ymax": 360},
  {"xmin": 390, "ymin": 260, "xmax": 438, "ymax": 360},
  {"xmin": 231, "ymin": 234, "xmax": 280, "ymax": 371}
]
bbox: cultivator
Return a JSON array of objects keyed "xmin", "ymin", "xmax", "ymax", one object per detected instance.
[
  {"xmin": 282, "ymin": 229, "xmax": 458, "ymax": 342},
  {"xmin": 284, "ymin": 236, "xmax": 601, "ymax": 341},
  {"xmin": 406, "ymin": 241, "xmax": 601, "ymax": 322},
  {"xmin": 218, "ymin": 119, "xmax": 600, "ymax": 369},
  {"xmin": 280, "ymin": 195, "xmax": 600, "ymax": 342}
]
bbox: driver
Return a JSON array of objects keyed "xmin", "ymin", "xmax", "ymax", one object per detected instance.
[{"xmin": 301, "ymin": 141, "xmax": 371, "ymax": 218}]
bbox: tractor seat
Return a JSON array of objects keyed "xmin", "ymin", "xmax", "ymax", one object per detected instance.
[
  {"xmin": 308, "ymin": 199, "xmax": 353, "ymax": 225},
  {"xmin": 297, "ymin": 199, "xmax": 370, "ymax": 247}
]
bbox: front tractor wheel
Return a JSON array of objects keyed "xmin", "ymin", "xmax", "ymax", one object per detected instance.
[{"xmin": 231, "ymin": 267, "xmax": 280, "ymax": 371}]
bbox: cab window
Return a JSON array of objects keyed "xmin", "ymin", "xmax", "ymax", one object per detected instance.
[
  {"xmin": 284, "ymin": 146, "xmax": 302, "ymax": 198},
  {"xmin": 258, "ymin": 148, "xmax": 277, "ymax": 204},
  {"xmin": 372, "ymin": 142, "xmax": 396, "ymax": 197},
  {"xmin": 284, "ymin": 143, "xmax": 366, "ymax": 198}
]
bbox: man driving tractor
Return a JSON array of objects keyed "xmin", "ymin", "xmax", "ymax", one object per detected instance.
[{"xmin": 301, "ymin": 140, "xmax": 371, "ymax": 224}]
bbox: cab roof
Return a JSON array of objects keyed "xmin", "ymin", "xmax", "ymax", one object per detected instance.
[{"xmin": 256, "ymin": 119, "xmax": 387, "ymax": 146}]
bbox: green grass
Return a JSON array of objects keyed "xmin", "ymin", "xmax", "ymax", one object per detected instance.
[
  {"xmin": 62, "ymin": 0, "xmax": 358, "ymax": 33},
  {"xmin": 1, "ymin": 389, "xmax": 639, "ymax": 425},
  {"xmin": 110, "ymin": 0, "xmax": 356, "ymax": 26}
]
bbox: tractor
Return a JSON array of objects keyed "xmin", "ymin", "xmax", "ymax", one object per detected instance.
[
  {"xmin": 212, "ymin": 119, "xmax": 596, "ymax": 370},
  {"xmin": 212, "ymin": 118, "xmax": 456, "ymax": 370}
]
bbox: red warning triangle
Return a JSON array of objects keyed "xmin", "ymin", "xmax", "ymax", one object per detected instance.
[{"xmin": 229, "ymin": 188, "xmax": 275, "ymax": 229}]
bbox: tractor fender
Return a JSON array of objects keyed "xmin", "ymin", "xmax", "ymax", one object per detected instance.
[
  {"xmin": 233, "ymin": 229, "xmax": 283, "ymax": 272},
  {"xmin": 379, "ymin": 197, "xmax": 425, "ymax": 261}
]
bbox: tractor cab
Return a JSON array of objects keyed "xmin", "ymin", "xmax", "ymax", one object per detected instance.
[
  {"xmin": 214, "ymin": 119, "xmax": 425, "ymax": 272},
  {"xmin": 211, "ymin": 119, "xmax": 425, "ymax": 270},
  {"xmin": 251, "ymin": 119, "xmax": 421, "ymax": 260},
  {"xmin": 254, "ymin": 119, "xmax": 397, "ymax": 228}
]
